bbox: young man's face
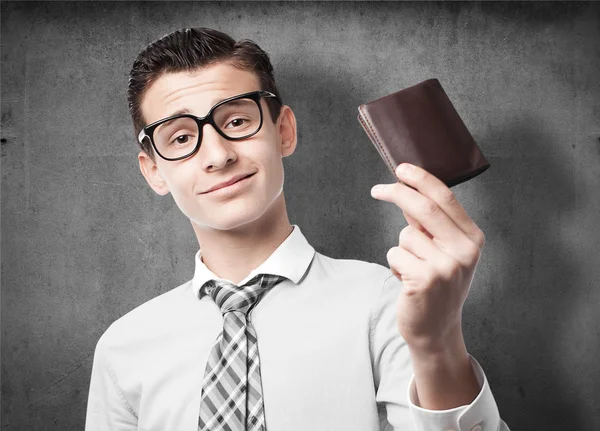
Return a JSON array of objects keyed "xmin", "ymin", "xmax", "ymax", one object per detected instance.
[{"xmin": 137, "ymin": 62, "xmax": 297, "ymax": 232}]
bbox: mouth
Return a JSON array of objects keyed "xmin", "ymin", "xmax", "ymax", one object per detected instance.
[{"xmin": 203, "ymin": 172, "xmax": 256, "ymax": 194}]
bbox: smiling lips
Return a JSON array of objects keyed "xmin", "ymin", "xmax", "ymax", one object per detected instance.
[{"xmin": 202, "ymin": 173, "xmax": 255, "ymax": 194}]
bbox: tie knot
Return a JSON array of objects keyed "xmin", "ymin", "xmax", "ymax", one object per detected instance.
[{"xmin": 202, "ymin": 274, "xmax": 287, "ymax": 315}]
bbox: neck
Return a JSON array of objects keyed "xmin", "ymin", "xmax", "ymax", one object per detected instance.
[{"xmin": 192, "ymin": 192, "xmax": 293, "ymax": 285}]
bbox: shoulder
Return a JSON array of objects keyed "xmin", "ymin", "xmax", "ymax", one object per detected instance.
[
  {"xmin": 308, "ymin": 251, "xmax": 398, "ymax": 306},
  {"xmin": 310, "ymin": 250, "xmax": 403, "ymax": 308},
  {"xmin": 307, "ymin": 251, "xmax": 402, "ymax": 327},
  {"xmin": 311, "ymin": 250, "xmax": 395, "ymax": 288},
  {"xmin": 95, "ymin": 280, "xmax": 192, "ymax": 354}
]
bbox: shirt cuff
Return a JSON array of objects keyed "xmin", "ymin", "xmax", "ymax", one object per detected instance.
[{"xmin": 407, "ymin": 355, "xmax": 501, "ymax": 431}]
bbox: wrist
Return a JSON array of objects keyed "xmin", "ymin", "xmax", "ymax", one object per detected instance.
[
  {"xmin": 408, "ymin": 327, "xmax": 480, "ymax": 410},
  {"xmin": 410, "ymin": 340, "xmax": 471, "ymax": 382},
  {"xmin": 406, "ymin": 319, "xmax": 465, "ymax": 359}
]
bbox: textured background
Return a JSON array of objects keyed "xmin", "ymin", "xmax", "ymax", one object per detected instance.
[{"xmin": 2, "ymin": 1, "xmax": 599, "ymax": 430}]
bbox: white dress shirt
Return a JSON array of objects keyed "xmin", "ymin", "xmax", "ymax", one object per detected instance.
[{"xmin": 85, "ymin": 224, "xmax": 510, "ymax": 431}]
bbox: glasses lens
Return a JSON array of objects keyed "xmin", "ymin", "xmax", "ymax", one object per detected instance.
[
  {"xmin": 151, "ymin": 97, "xmax": 262, "ymax": 160},
  {"xmin": 213, "ymin": 98, "xmax": 261, "ymax": 139},
  {"xmin": 154, "ymin": 117, "xmax": 199, "ymax": 160}
]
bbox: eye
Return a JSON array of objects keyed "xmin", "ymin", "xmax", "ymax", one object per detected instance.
[
  {"xmin": 172, "ymin": 134, "xmax": 191, "ymax": 145},
  {"xmin": 226, "ymin": 118, "xmax": 247, "ymax": 129}
]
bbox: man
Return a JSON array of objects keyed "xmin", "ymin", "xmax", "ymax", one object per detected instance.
[{"xmin": 85, "ymin": 27, "xmax": 510, "ymax": 430}]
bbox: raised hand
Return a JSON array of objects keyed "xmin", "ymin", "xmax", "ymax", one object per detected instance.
[{"xmin": 371, "ymin": 162, "xmax": 484, "ymax": 409}]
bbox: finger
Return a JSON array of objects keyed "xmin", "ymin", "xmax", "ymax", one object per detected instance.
[
  {"xmin": 397, "ymin": 226, "xmax": 476, "ymax": 283},
  {"xmin": 386, "ymin": 245, "xmax": 428, "ymax": 293},
  {"xmin": 402, "ymin": 210, "xmax": 433, "ymax": 240},
  {"xmin": 398, "ymin": 225, "xmax": 444, "ymax": 261},
  {"xmin": 372, "ymin": 180, "xmax": 463, "ymax": 249},
  {"xmin": 373, "ymin": 181, "xmax": 478, "ymax": 263},
  {"xmin": 394, "ymin": 163, "xmax": 485, "ymax": 249}
]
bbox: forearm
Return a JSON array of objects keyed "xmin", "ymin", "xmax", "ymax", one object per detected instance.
[{"xmin": 409, "ymin": 328, "xmax": 480, "ymax": 410}]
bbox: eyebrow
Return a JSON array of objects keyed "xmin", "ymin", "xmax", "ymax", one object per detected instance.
[
  {"xmin": 163, "ymin": 95, "xmax": 255, "ymax": 120},
  {"xmin": 225, "ymin": 99, "xmax": 252, "ymax": 107},
  {"xmin": 165, "ymin": 107, "xmax": 193, "ymax": 119}
]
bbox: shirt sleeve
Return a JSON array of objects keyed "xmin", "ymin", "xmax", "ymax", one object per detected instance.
[
  {"xmin": 408, "ymin": 355, "xmax": 511, "ymax": 431},
  {"xmin": 85, "ymin": 332, "xmax": 138, "ymax": 431},
  {"xmin": 370, "ymin": 270, "xmax": 511, "ymax": 431}
]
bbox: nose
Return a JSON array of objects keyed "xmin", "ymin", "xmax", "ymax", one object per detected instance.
[{"xmin": 196, "ymin": 123, "xmax": 237, "ymax": 170}]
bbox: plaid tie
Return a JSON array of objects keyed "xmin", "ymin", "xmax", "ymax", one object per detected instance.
[{"xmin": 198, "ymin": 273, "xmax": 287, "ymax": 431}]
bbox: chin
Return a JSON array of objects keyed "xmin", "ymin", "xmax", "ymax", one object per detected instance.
[{"xmin": 190, "ymin": 197, "xmax": 274, "ymax": 232}]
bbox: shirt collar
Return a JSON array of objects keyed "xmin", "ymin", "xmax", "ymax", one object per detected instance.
[{"xmin": 191, "ymin": 224, "xmax": 315, "ymax": 299}]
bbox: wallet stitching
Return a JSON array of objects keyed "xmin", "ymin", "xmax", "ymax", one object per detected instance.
[
  {"xmin": 358, "ymin": 106, "xmax": 396, "ymax": 173},
  {"xmin": 358, "ymin": 113, "xmax": 394, "ymax": 171}
]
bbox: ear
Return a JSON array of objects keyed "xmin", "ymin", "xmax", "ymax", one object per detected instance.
[
  {"xmin": 277, "ymin": 105, "xmax": 298, "ymax": 158},
  {"xmin": 138, "ymin": 150, "xmax": 170, "ymax": 196}
]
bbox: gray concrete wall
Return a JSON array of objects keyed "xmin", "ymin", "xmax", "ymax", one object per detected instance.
[{"xmin": 2, "ymin": 1, "xmax": 599, "ymax": 429}]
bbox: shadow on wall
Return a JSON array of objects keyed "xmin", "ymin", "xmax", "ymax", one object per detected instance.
[
  {"xmin": 279, "ymin": 55, "xmax": 412, "ymax": 260},
  {"xmin": 281, "ymin": 57, "xmax": 594, "ymax": 429},
  {"xmin": 467, "ymin": 113, "xmax": 592, "ymax": 429}
]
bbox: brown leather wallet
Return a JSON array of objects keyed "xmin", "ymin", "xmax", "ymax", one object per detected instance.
[{"xmin": 357, "ymin": 78, "xmax": 490, "ymax": 188}]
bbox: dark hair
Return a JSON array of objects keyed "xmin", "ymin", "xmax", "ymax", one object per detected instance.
[{"xmin": 127, "ymin": 27, "xmax": 283, "ymax": 159}]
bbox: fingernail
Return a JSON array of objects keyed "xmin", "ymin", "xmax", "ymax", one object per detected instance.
[{"xmin": 371, "ymin": 185, "xmax": 384, "ymax": 197}]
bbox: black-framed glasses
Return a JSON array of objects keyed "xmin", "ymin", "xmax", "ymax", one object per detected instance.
[{"xmin": 138, "ymin": 90, "xmax": 280, "ymax": 161}]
